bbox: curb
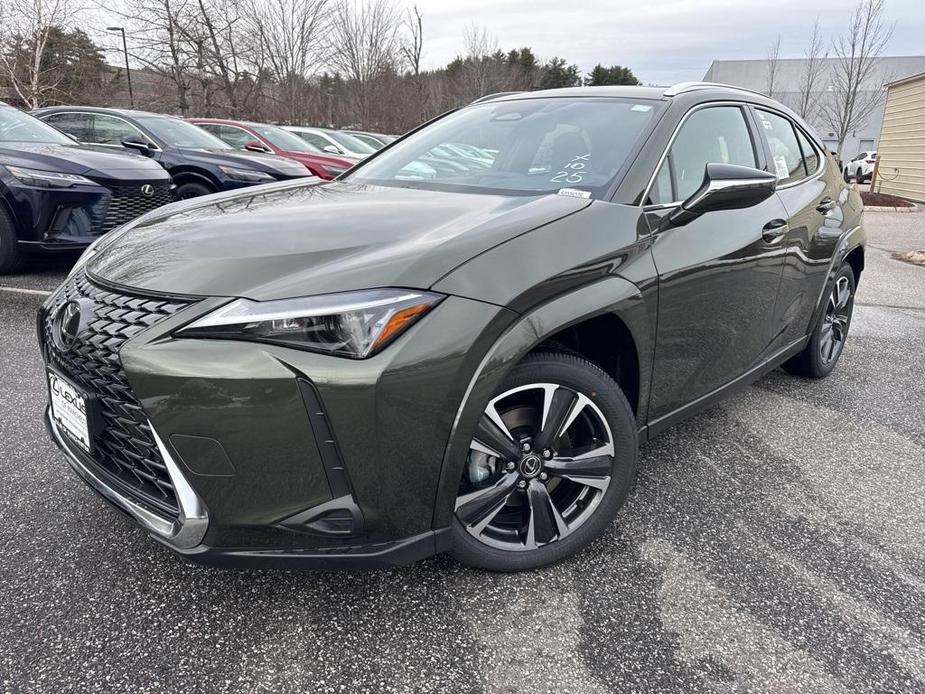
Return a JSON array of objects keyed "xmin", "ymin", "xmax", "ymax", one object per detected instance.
[{"xmin": 863, "ymin": 204, "xmax": 919, "ymax": 212}]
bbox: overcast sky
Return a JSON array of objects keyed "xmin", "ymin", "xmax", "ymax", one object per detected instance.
[{"xmin": 408, "ymin": 0, "xmax": 925, "ymax": 85}]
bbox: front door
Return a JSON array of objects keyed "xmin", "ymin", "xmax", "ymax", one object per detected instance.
[{"xmin": 644, "ymin": 104, "xmax": 789, "ymax": 425}]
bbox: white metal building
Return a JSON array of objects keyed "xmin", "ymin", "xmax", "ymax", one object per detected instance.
[{"xmin": 703, "ymin": 56, "xmax": 925, "ymax": 159}]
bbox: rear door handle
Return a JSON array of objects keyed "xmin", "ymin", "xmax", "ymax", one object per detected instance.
[
  {"xmin": 816, "ymin": 197, "xmax": 836, "ymax": 214},
  {"xmin": 762, "ymin": 218, "xmax": 789, "ymax": 243}
]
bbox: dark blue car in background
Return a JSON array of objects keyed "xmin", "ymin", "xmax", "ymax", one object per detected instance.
[
  {"xmin": 0, "ymin": 103, "xmax": 172, "ymax": 273},
  {"xmin": 33, "ymin": 107, "xmax": 311, "ymax": 200}
]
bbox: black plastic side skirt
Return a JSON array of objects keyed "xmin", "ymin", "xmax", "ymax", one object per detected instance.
[{"xmin": 166, "ymin": 527, "xmax": 454, "ymax": 571}]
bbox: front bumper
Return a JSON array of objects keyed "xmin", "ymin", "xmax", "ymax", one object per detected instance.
[
  {"xmin": 4, "ymin": 176, "xmax": 172, "ymax": 250},
  {"xmin": 42, "ymin": 273, "xmax": 516, "ymax": 568},
  {"xmin": 46, "ymin": 407, "xmax": 208, "ymax": 548},
  {"xmin": 47, "ymin": 406, "xmax": 453, "ymax": 569}
]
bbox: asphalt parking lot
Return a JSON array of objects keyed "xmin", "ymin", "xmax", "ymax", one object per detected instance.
[{"xmin": 1, "ymin": 210, "xmax": 923, "ymax": 693}]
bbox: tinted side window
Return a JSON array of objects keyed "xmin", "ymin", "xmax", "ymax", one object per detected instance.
[
  {"xmin": 755, "ymin": 109, "xmax": 805, "ymax": 184},
  {"xmin": 301, "ymin": 132, "xmax": 336, "ymax": 151},
  {"xmin": 90, "ymin": 115, "xmax": 145, "ymax": 146},
  {"xmin": 220, "ymin": 125, "xmax": 254, "ymax": 149},
  {"xmin": 648, "ymin": 106, "xmax": 756, "ymax": 204},
  {"xmin": 795, "ymin": 128, "xmax": 820, "ymax": 175},
  {"xmin": 43, "ymin": 112, "xmax": 91, "ymax": 141}
]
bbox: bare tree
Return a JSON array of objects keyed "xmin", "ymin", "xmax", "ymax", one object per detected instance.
[
  {"xmin": 796, "ymin": 19, "xmax": 828, "ymax": 121},
  {"xmin": 400, "ymin": 5, "xmax": 423, "ymax": 77},
  {"xmin": 247, "ymin": 0, "xmax": 330, "ymax": 122},
  {"xmin": 192, "ymin": 0, "xmax": 253, "ymax": 116},
  {"xmin": 0, "ymin": 0, "xmax": 83, "ymax": 108},
  {"xmin": 327, "ymin": 0, "xmax": 401, "ymax": 126},
  {"xmin": 111, "ymin": 0, "xmax": 197, "ymax": 113},
  {"xmin": 457, "ymin": 22, "xmax": 499, "ymax": 101},
  {"xmin": 764, "ymin": 34, "xmax": 782, "ymax": 98},
  {"xmin": 820, "ymin": 0, "xmax": 894, "ymax": 154}
]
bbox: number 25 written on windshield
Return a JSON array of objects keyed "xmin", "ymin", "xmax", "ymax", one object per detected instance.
[{"xmin": 551, "ymin": 153, "xmax": 590, "ymax": 184}]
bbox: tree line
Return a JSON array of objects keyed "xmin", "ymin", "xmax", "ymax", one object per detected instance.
[
  {"xmin": 0, "ymin": 0, "xmax": 640, "ymax": 133},
  {"xmin": 0, "ymin": 0, "xmax": 895, "ymax": 147}
]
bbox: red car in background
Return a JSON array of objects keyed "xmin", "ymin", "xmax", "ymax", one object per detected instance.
[{"xmin": 190, "ymin": 118, "xmax": 359, "ymax": 180}]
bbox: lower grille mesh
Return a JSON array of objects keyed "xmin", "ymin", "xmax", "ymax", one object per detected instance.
[{"xmin": 42, "ymin": 270, "xmax": 194, "ymax": 517}]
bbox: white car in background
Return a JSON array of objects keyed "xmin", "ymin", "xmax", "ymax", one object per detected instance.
[
  {"xmin": 843, "ymin": 150, "xmax": 877, "ymax": 183},
  {"xmin": 283, "ymin": 126, "xmax": 376, "ymax": 159}
]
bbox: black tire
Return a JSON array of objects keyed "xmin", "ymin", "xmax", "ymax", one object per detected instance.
[
  {"xmin": 856, "ymin": 167, "xmax": 865, "ymax": 184},
  {"xmin": 843, "ymin": 168, "xmax": 851, "ymax": 183},
  {"xmin": 451, "ymin": 351, "xmax": 638, "ymax": 572},
  {"xmin": 783, "ymin": 263, "xmax": 856, "ymax": 379},
  {"xmin": 0, "ymin": 205, "xmax": 25, "ymax": 275},
  {"xmin": 175, "ymin": 181, "xmax": 214, "ymax": 200}
]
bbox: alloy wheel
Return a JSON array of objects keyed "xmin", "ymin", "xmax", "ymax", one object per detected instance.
[
  {"xmin": 455, "ymin": 383, "xmax": 615, "ymax": 551},
  {"xmin": 820, "ymin": 275, "xmax": 852, "ymax": 364}
]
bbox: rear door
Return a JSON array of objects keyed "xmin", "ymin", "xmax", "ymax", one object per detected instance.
[
  {"xmin": 220, "ymin": 125, "xmax": 258, "ymax": 150},
  {"xmin": 751, "ymin": 107, "xmax": 847, "ymax": 351},
  {"xmin": 645, "ymin": 103, "xmax": 790, "ymax": 425}
]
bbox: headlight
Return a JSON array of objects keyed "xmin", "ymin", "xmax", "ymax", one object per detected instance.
[
  {"xmin": 5, "ymin": 165, "xmax": 98, "ymax": 188},
  {"xmin": 218, "ymin": 165, "xmax": 274, "ymax": 182},
  {"xmin": 176, "ymin": 289, "xmax": 443, "ymax": 358}
]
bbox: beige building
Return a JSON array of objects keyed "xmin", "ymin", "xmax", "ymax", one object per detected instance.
[{"xmin": 876, "ymin": 72, "xmax": 925, "ymax": 202}]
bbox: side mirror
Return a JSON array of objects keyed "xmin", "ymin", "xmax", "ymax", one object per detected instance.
[
  {"xmin": 244, "ymin": 140, "xmax": 271, "ymax": 153},
  {"xmin": 121, "ymin": 135, "xmax": 154, "ymax": 156},
  {"xmin": 666, "ymin": 162, "xmax": 777, "ymax": 227},
  {"xmin": 322, "ymin": 144, "xmax": 341, "ymax": 155}
]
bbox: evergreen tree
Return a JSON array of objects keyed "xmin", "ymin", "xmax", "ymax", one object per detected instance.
[
  {"xmin": 584, "ymin": 64, "xmax": 640, "ymax": 86},
  {"xmin": 539, "ymin": 57, "xmax": 581, "ymax": 89}
]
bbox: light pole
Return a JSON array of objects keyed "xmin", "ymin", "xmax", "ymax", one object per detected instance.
[{"xmin": 106, "ymin": 26, "xmax": 133, "ymax": 108}]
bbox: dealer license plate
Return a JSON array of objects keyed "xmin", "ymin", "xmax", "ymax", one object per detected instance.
[{"xmin": 48, "ymin": 370, "xmax": 92, "ymax": 453}]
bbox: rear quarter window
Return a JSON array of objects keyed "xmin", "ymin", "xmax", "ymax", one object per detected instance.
[
  {"xmin": 756, "ymin": 109, "xmax": 806, "ymax": 185},
  {"xmin": 795, "ymin": 128, "xmax": 820, "ymax": 176}
]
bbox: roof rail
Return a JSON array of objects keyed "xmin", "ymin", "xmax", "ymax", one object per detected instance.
[
  {"xmin": 471, "ymin": 91, "xmax": 523, "ymax": 104},
  {"xmin": 663, "ymin": 81, "xmax": 768, "ymax": 98}
]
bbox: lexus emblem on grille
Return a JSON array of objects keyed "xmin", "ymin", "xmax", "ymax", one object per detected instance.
[
  {"xmin": 56, "ymin": 301, "xmax": 82, "ymax": 350},
  {"xmin": 140, "ymin": 184, "xmax": 155, "ymax": 197}
]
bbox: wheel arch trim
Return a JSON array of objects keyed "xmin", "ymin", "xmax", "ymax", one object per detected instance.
[
  {"xmin": 807, "ymin": 226, "xmax": 865, "ymax": 332},
  {"xmin": 430, "ymin": 275, "xmax": 650, "ymax": 529},
  {"xmin": 168, "ymin": 167, "xmax": 219, "ymax": 191}
]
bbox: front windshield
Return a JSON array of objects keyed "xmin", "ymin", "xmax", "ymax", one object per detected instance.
[
  {"xmin": 135, "ymin": 115, "xmax": 233, "ymax": 149},
  {"xmin": 251, "ymin": 124, "xmax": 321, "ymax": 153},
  {"xmin": 0, "ymin": 105, "xmax": 74, "ymax": 145},
  {"xmin": 347, "ymin": 97, "xmax": 660, "ymax": 197},
  {"xmin": 326, "ymin": 130, "xmax": 376, "ymax": 154}
]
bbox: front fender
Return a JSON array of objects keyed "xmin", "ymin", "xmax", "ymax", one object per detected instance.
[{"xmin": 430, "ymin": 274, "xmax": 651, "ymax": 529}]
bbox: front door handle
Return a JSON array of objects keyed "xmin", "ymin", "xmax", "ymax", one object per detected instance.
[
  {"xmin": 762, "ymin": 218, "xmax": 789, "ymax": 243},
  {"xmin": 816, "ymin": 197, "xmax": 836, "ymax": 214}
]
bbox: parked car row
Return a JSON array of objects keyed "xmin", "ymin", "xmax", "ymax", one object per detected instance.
[
  {"xmin": 0, "ymin": 103, "xmax": 173, "ymax": 273},
  {"xmin": 0, "ymin": 102, "xmax": 402, "ymax": 273}
]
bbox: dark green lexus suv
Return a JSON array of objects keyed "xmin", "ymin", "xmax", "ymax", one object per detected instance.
[{"xmin": 39, "ymin": 84, "xmax": 865, "ymax": 571}]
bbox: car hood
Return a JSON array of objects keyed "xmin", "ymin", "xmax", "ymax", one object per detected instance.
[
  {"xmin": 0, "ymin": 142, "xmax": 169, "ymax": 180},
  {"xmin": 175, "ymin": 147, "xmax": 309, "ymax": 176},
  {"xmin": 87, "ymin": 180, "xmax": 591, "ymax": 300}
]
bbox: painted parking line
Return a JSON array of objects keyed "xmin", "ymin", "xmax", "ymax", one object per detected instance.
[{"xmin": 0, "ymin": 286, "xmax": 52, "ymax": 297}]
